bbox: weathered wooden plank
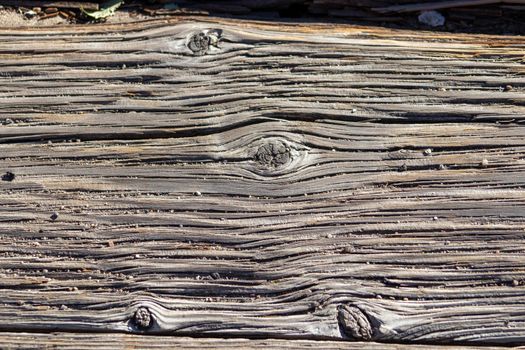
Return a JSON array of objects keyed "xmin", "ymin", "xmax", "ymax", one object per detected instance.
[
  {"xmin": 0, "ymin": 17, "xmax": 524, "ymax": 345},
  {"xmin": 0, "ymin": 333, "xmax": 523, "ymax": 350}
]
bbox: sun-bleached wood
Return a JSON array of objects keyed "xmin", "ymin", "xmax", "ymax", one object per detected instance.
[
  {"xmin": 0, "ymin": 333, "xmax": 524, "ymax": 350},
  {"xmin": 0, "ymin": 17, "xmax": 524, "ymax": 345}
]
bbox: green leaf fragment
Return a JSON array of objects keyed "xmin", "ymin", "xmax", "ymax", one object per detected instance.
[{"xmin": 81, "ymin": 0, "xmax": 124, "ymax": 19}]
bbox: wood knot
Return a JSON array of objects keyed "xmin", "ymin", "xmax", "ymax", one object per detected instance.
[
  {"xmin": 1, "ymin": 171, "xmax": 15, "ymax": 182},
  {"xmin": 187, "ymin": 30, "xmax": 221, "ymax": 56},
  {"xmin": 133, "ymin": 307, "xmax": 152, "ymax": 330},
  {"xmin": 188, "ymin": 32, "xmax": 210, "ymax": 55},
  {"xmin": 338, "ymin": 305, "xmax": 372, "ymax": 341},
  {"xmin": 255, "ymin": 141, "xmax": 292, "ymax": 169}
]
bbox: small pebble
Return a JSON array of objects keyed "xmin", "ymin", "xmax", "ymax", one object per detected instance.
[
  {"xmin": 341, "ymin": 247, "xmax": 353, "ymax": 254},
  {"xmin": 423, "ymin": 148, "xmax": 432, "ymax": 156},
  {"xmin": 194, "ymin": 191, "xmax": 202, "ymax": 196},
  {"xmin": 504, "ymin": 85, "xmax": 513, "ymax": 92},
  {"xmin": 481, "ymin": 159, "xmax": 489, "ymax": 168},
  {"xmin": 50, "ymin": 212, "xmax": 59, "ymax": 221},
  {"xmin": 512, "ymin": 280, "xmax": 519, "ymax": 287},
  {"xmin": 418, "ymin": 10, "xmax": 445, "ymax": 27},
  {"xmin": 24, "ymin": 10, "xmax": 37, "ymax": 18}
]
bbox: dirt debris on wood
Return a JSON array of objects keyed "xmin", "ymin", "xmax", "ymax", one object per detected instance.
[
  {"xmin": 0, "ymin": 0, "xmax": 523, "ymax": 34},
  {"xmin": 0, "ymin": 17, "xmax": 524, "ymax": 344}
]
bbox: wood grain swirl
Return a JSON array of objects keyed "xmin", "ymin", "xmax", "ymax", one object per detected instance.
[{"xmin": 0, "ymin": 17, "xmax": 524, "ymax": 345}]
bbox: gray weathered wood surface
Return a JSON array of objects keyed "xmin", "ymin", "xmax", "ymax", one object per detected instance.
[
  {"xmin": 0, "ymin": 17, "xmax": 524, "ymax": 346},
  {"xmin": 0, "ymin": 333, "xmax": 524, "ymax": 350}
]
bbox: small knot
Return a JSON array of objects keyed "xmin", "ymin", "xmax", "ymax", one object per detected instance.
[
  {"xmin": 133, "ymin": 307, "xmax": 152, "ymax": 330},
  {"xmin": 255, "ymin": 141, "xmax": 292, "ymax": 169},
  {"xmin": 338, "ymin": 305, "xmax": 372, "ymax": 341},
  {"xmin": 187, "ymin": 30, "xmax": 221, "ymax": 56},
  {"xmin": 188, "ymin": 32, "xmax": 210, "ymax": 55},
  {"xmin": 1, "ymin": 171, "xmax": 15, "ymax": 182}
]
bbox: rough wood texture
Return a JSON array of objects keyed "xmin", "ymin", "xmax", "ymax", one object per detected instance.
[
  {"xmin": 0, "ymin": 333, "xmax": 524, "ymax": 350},
  {"xmin": 0, "ymin": 17, "xmax": 524, "ymax": 346}
]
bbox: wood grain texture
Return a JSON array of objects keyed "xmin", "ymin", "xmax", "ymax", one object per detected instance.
[
  {"xmin": 0, "ymin": 333, "xmax": 524, "ymax": 350},
  {"xmin": 0, "ymin": 17, "xmax": 524, "ymax": 345}
]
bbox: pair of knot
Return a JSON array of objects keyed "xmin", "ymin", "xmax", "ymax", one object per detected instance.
[{"xmin": 131, "ymin": 304, "xmax": 374, "ymax": 340}]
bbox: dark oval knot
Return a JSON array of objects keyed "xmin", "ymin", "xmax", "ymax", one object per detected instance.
[
  {"xmin": 255, "ymin": 141, "xmax": 292, "ymax": 169},
  {"xmin": 133, "ymin": 307, "xmax": 153, "ymax": 330},
  {"xmin": 1, "ymin": 171, "xmax": 15, "ymax": 182},
  {"xmin": 188, "ymin": 32, "xmax": 211, "ymax": 56},
  {"xmin": 338, "ymin": 305, "xmax": 373, "ymax": 341}
]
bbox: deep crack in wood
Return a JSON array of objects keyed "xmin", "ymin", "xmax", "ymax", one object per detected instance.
[{"xmin": 338, "ymin": 305, "xmax": 373, "ymax": 341}]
